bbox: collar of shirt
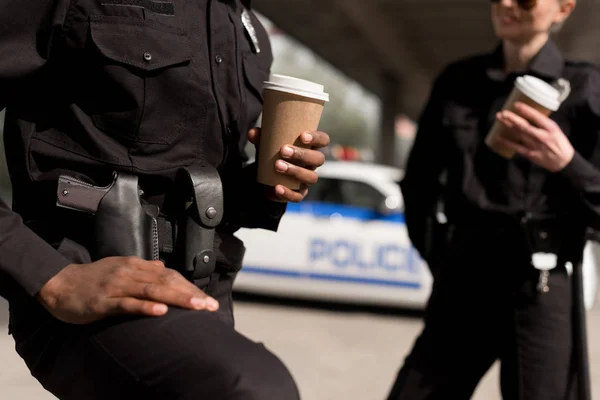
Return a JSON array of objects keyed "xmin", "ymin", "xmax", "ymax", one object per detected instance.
[{"xmin": 485, "ymin": 39, "xmax": 565, "ymax": 82}]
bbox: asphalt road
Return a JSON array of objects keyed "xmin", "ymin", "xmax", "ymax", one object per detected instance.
[{"xmin": 1, "ymin": 295, "xmax": 598, "ymax": 400}]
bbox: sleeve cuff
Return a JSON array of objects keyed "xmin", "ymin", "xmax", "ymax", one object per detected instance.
[
  {"xmin": 241, "ymin": 184, "xmax": 288, "ymax": 231},
  {"xmin": 239, "ymin": 163, "xmax": 288, "ymax": 231},
  {"xmin": 559, "ymin": 151, "xmax": 599, "ymax": 192},
  {"xmin": 1, "ymin": 222, "xmax": 71, "ymax": 297}
]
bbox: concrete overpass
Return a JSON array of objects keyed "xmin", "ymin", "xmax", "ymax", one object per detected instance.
[{"xmin": 253, "ymin": 0, "xmax": 600, "ymax": 164}]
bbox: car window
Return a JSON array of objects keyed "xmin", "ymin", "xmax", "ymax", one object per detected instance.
[
  {"xmin": 303, "ymin": 177, "xmax": 344, "ymax": 204},
  {"xmin": 305, "ymin": 177, "xmax": 384, "ymax": 209},
  {"xmin": 338, "ymin": 180, "xmax": 384, "ymax": 209}
]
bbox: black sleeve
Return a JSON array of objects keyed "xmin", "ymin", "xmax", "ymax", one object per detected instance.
[
  {"xmin": 0, "ymin": 199, "xmax": 71, "ymax": 296},
  {"xmin": 238, "ymin": 162, "xmax": 287, "ymax": 231},
  {"xmin": 561, "ymin": 153, "xmax": 600, "ymax": 230},
  {"xmin": 400, "ymin": 68, "xmax": 452, "ymax": 258},
  {"xmin": 0, "ymin": 0, "xmax": 73, "ymax": 297},
  {"xmin": 560, "ymin": 72, "xmax": 600, "ymax": 230}
]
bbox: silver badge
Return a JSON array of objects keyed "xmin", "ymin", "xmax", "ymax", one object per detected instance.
[{"xmin": 241, "ymin": 8, "xmax": 261, "ymax": 54}]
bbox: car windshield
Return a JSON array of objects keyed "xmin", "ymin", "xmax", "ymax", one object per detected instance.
[{"xmin": 305, "ymin": 177, "xmax": 383, "ymax": 209}]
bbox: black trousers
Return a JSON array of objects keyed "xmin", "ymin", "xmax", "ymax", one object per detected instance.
[
  {"xmin": 8, "ymin": 238, "xmax": 300, "ymax": 400},
  {"xmin": 387, "ymin": 230, "xmax": 576, "ymax": 400}
]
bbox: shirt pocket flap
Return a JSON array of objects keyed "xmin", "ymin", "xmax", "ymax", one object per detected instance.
[
  {"xmin": 90, "ymin": 16, "xmax": 193, "ymax": 72},
  {"xmin": 242, "ymin": 53, "xmax": 267, "ymax": 102}
]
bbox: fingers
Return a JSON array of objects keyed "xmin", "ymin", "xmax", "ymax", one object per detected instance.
[
  {"xmin": 513, "ymin": 102, "xmax": 557, "ymax": 131},
  {"xmin": 102, "ymin": 297, "xmax": 169, "ymax": 318},
  {"xmin": 280, "ymin": 145, "xmax": 325, "ymax": 170},
  {"xmin": 495, "ymin": 135, "xmax": 541, "ymax": 160},
  {"xmin": 498, "ymin": 110, "xmax": 547, "ymax": 142},
  {"xmin": 298, "ymin": 131, "xmax": 330, "ymax": 149},
  {"xmin": 105, "ymin": 258, "xmax": 219, "ymax": 312},
  {"xmin": 248, "ymin": 127, "xmax": 261, "ymax": 145},
  {"xmin": 496, "ymin": 112, "xmax": 542, "ymax": 149},
  {"xmin": 274, "ymin": 184, "xmax": 307, "ymax": 203},
  {"xmin": 271, "ymin": 131, "xmax": 328, "ymax": 202},
  {"xmin": 275, "ymin": 159, "xmax": 318, "ymax": 186},
  {"xmin": 124, "ymin": 281, "xmax": 218, "ymax": 311}
]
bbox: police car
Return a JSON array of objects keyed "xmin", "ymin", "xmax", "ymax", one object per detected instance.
[{"xmin": 234, "ymin": 161, "xmax": 599, "ymax": 310}]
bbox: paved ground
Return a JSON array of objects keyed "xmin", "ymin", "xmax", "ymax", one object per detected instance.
[{"xmin": 0, "ymin": 295, "xmax": 598, "ymax": 400}]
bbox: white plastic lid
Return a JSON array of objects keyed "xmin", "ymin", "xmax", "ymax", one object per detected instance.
[
  {"xmin": 263, "ymin": 74, "xmax": 330, "ymax": 102},
  {"xmin": 515, "ymin": 75, "xmax": 561, "ymax": 111}
]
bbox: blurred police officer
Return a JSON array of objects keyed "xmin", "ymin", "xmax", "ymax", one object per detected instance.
[{"xmin": 387, "ymin": 0, "xmax": 600, "ymax": 399}]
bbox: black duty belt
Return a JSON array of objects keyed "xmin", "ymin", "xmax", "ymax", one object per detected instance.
[
  {"xmin": 449, "ymin": 211, "xmax": 586, "ymax": 262},
  {"xmin": 54, "ymin": 165, "xmax": 245, "ymax": 280}
]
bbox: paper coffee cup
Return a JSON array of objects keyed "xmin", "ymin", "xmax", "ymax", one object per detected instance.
[
  {"xmin": 485, "ymin": 75, "xmax": 568, "ymax": 159},
  {"xmin": 257, "ymin": 74, "xmax": 330, "ymax": 191}
]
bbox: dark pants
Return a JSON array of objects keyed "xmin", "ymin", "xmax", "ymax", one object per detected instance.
[
  {"xmin": 8, "ymin": 238, "xmax": 300, "ymax": 400},
  {"xmin": 387, "ymin": 230, "xmax": 575, "ymax": 400}
]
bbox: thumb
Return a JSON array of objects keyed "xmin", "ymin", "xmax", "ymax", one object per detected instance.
[{"xmin": 248, "ymin": 127, "xmax": 261, "ymax": 145}]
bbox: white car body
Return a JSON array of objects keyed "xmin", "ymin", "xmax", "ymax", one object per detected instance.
[{"xmin": 234, "ymin": 161, "xmax": 598, "ymax": 310}]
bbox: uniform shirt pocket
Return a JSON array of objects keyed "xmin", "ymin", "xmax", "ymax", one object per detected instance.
[{"xmin": 88, "ymin": 16, "xmax": 194, "ymax": 147}]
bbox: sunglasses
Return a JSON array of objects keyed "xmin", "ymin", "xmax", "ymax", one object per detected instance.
[{"xmin": 490, "ymin": 0, "xmax": 537, "ymax": 11}]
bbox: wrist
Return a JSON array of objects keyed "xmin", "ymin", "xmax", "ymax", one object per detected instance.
[
  {"xmin": 37, "ymin": 264, "xmax": 73, "ymax": 307},
  {"xmin": 556, "ymin": 147, "xmax": 575, "ymax": 172}
]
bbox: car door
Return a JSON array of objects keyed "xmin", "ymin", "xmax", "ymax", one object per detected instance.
[
  {"xmin": 234, "ymin": 174, "xmax": 430, "ymax": 307},
  {"xmin": 301, "ymin": 177, "xmax": 424, "ymax": 290}
]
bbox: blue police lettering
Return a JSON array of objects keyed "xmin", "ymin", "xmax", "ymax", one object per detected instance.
[{"xmin": 309, "ymin": 238, "xmax": 416, "ymax": 273}]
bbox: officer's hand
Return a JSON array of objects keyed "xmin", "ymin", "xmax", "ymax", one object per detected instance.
[
  {"xmin": 248, "ymin": 128, "xmax": 330, "ymax": 203},
  {"xmin": 36, "ymin": 257, "xmax": 219, "ymax": 324},
  {"xmin": 495, "ymin": 102, "xmax": 575, "ymax": 172}
]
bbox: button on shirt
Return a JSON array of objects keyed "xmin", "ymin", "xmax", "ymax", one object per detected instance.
[
  {"xmin": 0, "ymin": 0, "xmax": 285, "ymax": 299},
  {"xmin": 401, "ymin": 40, "xmax": 600, "ymax": 256}
]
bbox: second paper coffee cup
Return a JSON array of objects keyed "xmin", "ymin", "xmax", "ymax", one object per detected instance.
[
  {"xmin": 257, "ymin": 74, "xmax": 330, "ymax": 191},
  {"xmin": 485, "ymin": 75, "xmax": 567, "ymax": 159}
]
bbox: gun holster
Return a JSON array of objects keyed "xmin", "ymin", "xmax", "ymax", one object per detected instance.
[
  {"xmin": 174, "ymin": 165, "xmax": 224, "ymax": 280},
  {"xmin": 57, "ymin": 165, "xmax": 225, "ymax": 280},
  {"xmin": 93, "ymin": 172, "xmax": 160, "ymax": 261}
]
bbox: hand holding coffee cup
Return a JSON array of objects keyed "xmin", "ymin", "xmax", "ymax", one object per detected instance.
[
  {"xmin": 248, "ymin": 127, "xmax": 331, "ymax": 202},
  {"xmin": 493, "ymin": 101, "xmax": 575, "ymax": 172},
  {"xmin": 256, "ymin": 75, "xmax": 330, "ymax": 202},
  {"xmin": 485, "ymin": 75, "xmax": 570, "ymax": 159}
]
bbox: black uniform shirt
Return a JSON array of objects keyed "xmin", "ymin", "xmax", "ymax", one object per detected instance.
[
  {"xmin": 0, "ymin": 0, "xmax": 285, "ymax": 298},
  {"xmin": 401, "ymin": 40, "xmax": 600, "ymax": 257}
]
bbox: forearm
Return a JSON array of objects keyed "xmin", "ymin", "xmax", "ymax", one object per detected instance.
[
  {"xmin": 560, "ymin": 151, "xmax": 600, "ymax": 229},
  {"xmin": 0, "ymin": 199, "xmax": 71, "ymax": 297},
  {"xmin": 401, "ymin": 178, "xmax": 439, "ymax": 258}
]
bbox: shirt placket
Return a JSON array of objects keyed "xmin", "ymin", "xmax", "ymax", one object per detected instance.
[{"xmin": 208, "ymin": 0, "xmax": 239, "ymax": 166}]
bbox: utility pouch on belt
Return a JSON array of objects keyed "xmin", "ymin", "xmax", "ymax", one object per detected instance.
[
  {"xmin": 56, "ymin": 172, "xmax": 160, "ymax": 261},
  {"xmin": 174, "ymin": 165, "xmax": 224, "ymax": 280}
]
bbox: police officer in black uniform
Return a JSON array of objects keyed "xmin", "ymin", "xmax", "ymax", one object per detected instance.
[
  {"xmin": 387, "ymin": 0, "xmax": 600, "ymax": 399},
  {"xmin": 0, "ymin": 0, "xmax": 330, "ymax": 398}
]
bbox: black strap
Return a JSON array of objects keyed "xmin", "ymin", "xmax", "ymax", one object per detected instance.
[
  {"xmin": 177, "ymin": 165, "xmax": 223, "ymax": 279},
  {"xmin": 156, "ymin": 217, "xmax": 245, "ymax": 271}
]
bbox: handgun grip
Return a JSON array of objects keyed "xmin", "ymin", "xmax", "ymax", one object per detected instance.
[{"xmin": 56, "ymin": 175, "xmax": 114, "ymax": 214}]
